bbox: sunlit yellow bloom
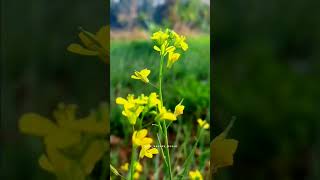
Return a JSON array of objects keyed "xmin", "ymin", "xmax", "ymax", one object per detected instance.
[
  {"xmin": 139, "ymin": 144, "xmax": 159, "ymax": 158},
  {"xmin": 148, "ymin": 92, "xmax": 160, "ymax": 107},
  {"xmin": 167, "ymin": 52, "xmax": 181, "ymax": 68},
  {"xmin": 189, "ymin": 170, "xmax": 203, "ymax": 180},
  {"xmin": 151, "ymin": 30, "xmax": 169, "ymax": 44},
  {"xmin": 173, "ymin": 31, "xmax": 188, "ymax": 51},
  {"xmin": 131, "ymin": 68, "xmax": 151, "ymax": 83},
  {"xmin": 120, "ymin": 162, "xmax": 129, "ymax": 171},
  {"xmin": 116, "ymin": 96, "xmax": 135, "ymax": 110},
  {"xmin": 154, "ymin": 41, "xmax": 175, "ymax": 56},
  {"xmin": 135, "ymin": 94, "xmax": 149, "ymax": 105},
  {"xmin": 133, "ymin": 172, "xmax": 140, "ymax": 179},
  {"xmin": 122, "ymin": 106, "xmax": 144, "ymax": 125},
  {"xmin": 135, "ymin": 162, "xmax": 143, "ymax": 172},
  {"xmin": 132, "ymin": 129, "xmax": 153, "ymax": 146},
  {"xmin": 197, "ymin": 118, "xmax": 209, "ymax": 129},
  {"xmin": 174, "ymin": 102, "xmax": 184, "ymax": 117},
  {"xmin": 158, "ymin": 105, "xmax": 177, "ymax": 121}
]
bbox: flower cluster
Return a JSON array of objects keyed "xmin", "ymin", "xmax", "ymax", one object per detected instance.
[
  {"xmin": 151, "ymin": 29, "xmax": 188, "ymax": 68},
  {"xmin": 120, "ymin": 162, "xmax": 143, "ymax": 179},
  {"xmin": 19, "ymin": 103, "xmax": 108, "ymax": 179}
]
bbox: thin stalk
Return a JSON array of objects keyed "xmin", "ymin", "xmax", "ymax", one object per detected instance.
[
  {"xmin": 128, "ymin": 144, "xmax": 136, "ymax": 180},
  {"xmin": 159, "ymin": 55, "xmax": 164, "ymax": 105},
  {"xmin": 162, "ymin": 121, "xmax": 173, "ymax": 180}
]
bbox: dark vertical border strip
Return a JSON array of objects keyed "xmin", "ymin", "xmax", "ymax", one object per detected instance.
[{"xmin": 210, "ymin": 0, "xmax": 214, "ymax": 141}]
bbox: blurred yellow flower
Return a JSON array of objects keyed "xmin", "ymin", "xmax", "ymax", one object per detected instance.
[
  {"xmin": 151, "ymin": 30, "xmax": 169, "ymax": 44},
  {"xmin": 19, "ymin": 103, "xmax": 108, "ymax": 178},
  {"xmin": 167, "ymin": 52, "xmax": 181, "ymax": 68},
  {"xmin": 131, "ymin": 68, "xmax": 151, "ymax": 83},
  {"xmin": 135, "ymin": 162, "xmax": 143, "ymax": 172},
  {"xmin": 120, "ymin": 163, "xmax": 129, "ymax": 171},
  {"xmin": 139, "ymin": 144, "xmax": 159, "ymax": 159},
  {"xmin": 173, "ymin": 31, "xmax": 188, "ymax": 51},
  {"xmin": 133, "ymin": 172, "xmax": 140, "ymax": 179},
  {"xmin": 197, "ymin": 118, "xmax": 209, "ymax": 129},
  {"xmin": 67, "ymin": 26, "xmax": 109, "ymax": 63},
  {"xmin": 132, "ymin": 129, "xmax": 153, "ymax": 146},
  {"xmin": 174, "ymin": 102, "xmax": 184, "ymax": 117},
  {"xmin": 189, "ymin": 169, "xmax": 203, "ymax": 180}
]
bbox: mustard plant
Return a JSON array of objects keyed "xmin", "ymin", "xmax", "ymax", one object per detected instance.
[{"xmin": 114, "ymin": 28, "xmax": 211, "ymax": 180}]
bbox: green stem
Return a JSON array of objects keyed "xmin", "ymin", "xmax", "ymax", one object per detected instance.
[
  {"xmin": 128, "ymin": 144, "xmax": 136, "ymax": 180},
  {"xmin": 159, "ymin": 55, "xmax": 164, "ymax": 106},
  {"xmin": 162, "ymin": 121, "xmax": 173, "ymax": 180}
]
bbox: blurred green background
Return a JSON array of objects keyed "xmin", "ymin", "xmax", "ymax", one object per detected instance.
[
  {"xmin": 1, "ymin": 0, "xmax": 107, "ymax": 179},
  {"xmin": 213, "ymin": 0, "xmax": 320, "ymax": 179}
]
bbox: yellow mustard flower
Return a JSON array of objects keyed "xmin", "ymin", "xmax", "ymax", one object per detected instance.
[
  {"xmin": 167, "ymin": 52, "xmax": 181, "ymax": 68},
  {"xmin": 189, "ymin": 170, "xmax": 203, "ymax": 180},
  {"xmin": 133, "ymin": 172, "xmax": 140, "ymax": 179},
  {"xmin": 154, "ymin": 40, "xmax": 176, "ymax": 56},
  {"xmin": 131, "ymin": 68, "xmax": 151, "ymax": 83},
  {"xmin": 173, "ymin": 31, "xmax": 188, "ymax": 51},
  {"xmin": 157, "ymin": 104, "xmax": 177, "ymax": 121},
  {"xmin": 151, "ymin": 30, "xmax": 169, "ymax": 44},
  {"xmin": 197, "ymin": 118, "xmax": 210, "ymax": 129},
  {"xmin": 135, "ymin": 94, "xmax": 149, "ymax": 105},
  {"xmin": 139, "ymin": 144, "xmax": 159, "ymax": 159},
  {"xmin": 135, "ymin": 162, "xmax": 143, "ymax": 172},
  {"xmin": 19, "ymin": 103, "xmax": 108, "ymax": 178},
  {"xmin": 67, "ymin": 26, "xmax": 109, "ymax": 63},
  {"xmin": 116, "ymin": 95, "xmax": 135, "ymax": 110},
  {"xmin": 174, "ymin": 102, "xmax": 184, "ymax": 117},
  {"xmin": 132, "ymin": 129, "xmax": 153, "ymax": 146},
  {"xmin": 120, "ymin": 162, "xmax": 129, "ymax": 171},
  {"xmin": 122, "ymin": 106, "xmax": 144, "ymax": 125},
  {"xmin": 148, "ymin": 92, "xmax": 160, "ymax": 107}
]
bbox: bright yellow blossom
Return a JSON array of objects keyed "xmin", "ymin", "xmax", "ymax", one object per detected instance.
[
  {"xmin": 157, "ymin": 105, "xmax": 177, "ymax": 121},
  {"xmin": 173, "ymin": 31, "xmax": 188, "ymax": 51},
  {"xmin": 132, "ymin": 129, "xmax": 153, "ymax": 146},
  {"xmin": 174, "ymin": 102, "xmax": 184, "ymax": 117},
  {"xmin": 197, "ymin": 118, "xmax": 210, "ymax": 129},
  {"xmin": 139, "ymin": 144, "xmax": 159, "ymax": 158},
  {"xmin": 151, "ymin": 30, "xmax": 169, "ymax": 44},
  {"xmin": 116, "ymin": 95, "xmax": 135, "ymax": 110},
  {"xmin": 189, "ymin": 170, "xmax": 203, "ymax": 180},
  {"xmin": 167, "ymin": 51, "xmax": 181, "ymax": 68},
  {"xmin": 122, "ymin": 106, "xmax": 144, "ymax": 125},
  {"xmin": 148, "ymin": 92, "xmax": 160, "ymax": 107},
  {"xmin": 131, "ymin": 68, "xmax": 151, "ymax": 83}
]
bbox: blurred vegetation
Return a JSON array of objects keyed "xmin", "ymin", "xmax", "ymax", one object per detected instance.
[
  {"xmin": 213, "ymin": 0, "xmax": 320, "ymax": 179},
  {"xmin": 1, "ymin": 0, "xmax": 107, "ymax": 179},
  {"xmin": 110, "ymin": 0, "xmax": 210, "ymax": 32}
]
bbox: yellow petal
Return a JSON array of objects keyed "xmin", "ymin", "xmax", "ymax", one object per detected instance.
[
  {"xmin": 116, "ymin": 97, "xmax": 127, "ymax": 105},
  {"xmin": 44, "ymin": 129, "xmax": 81, "ymax": 148},
  {"xmin": 39, "ymin": 154, "xmax": 55, "ymax": 173},
  {"xmin": 140, "ymin": 69, "xmax": 151, "ymax": 76},
  {"xmin": 136, "ymin": 129, "xmax": 148, "ymax": 139},
  {"xmin": 162, "ymin": 112, "xmax": 177, "ymax": 121},
  {"xmin": 148, "ymin": 148, "xmax": 159, "ymax": 154},
  {"xmin": 81, "ymin": 140, "xmax": 107, "ymax": 175},
  {"xmin": 96, "ymin": 26, "xmax": 109, "ymax": 49},
  {"xmin": 19, "ymin": 113, "xmax": 58, "ymax": 136},
  {"xmin": 131, "ymin": 75, "xmax": 140, "ymax": 79},
  {"xmin": 67, "ymin": 44, "xmax": 98, "ymax": 56}
]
